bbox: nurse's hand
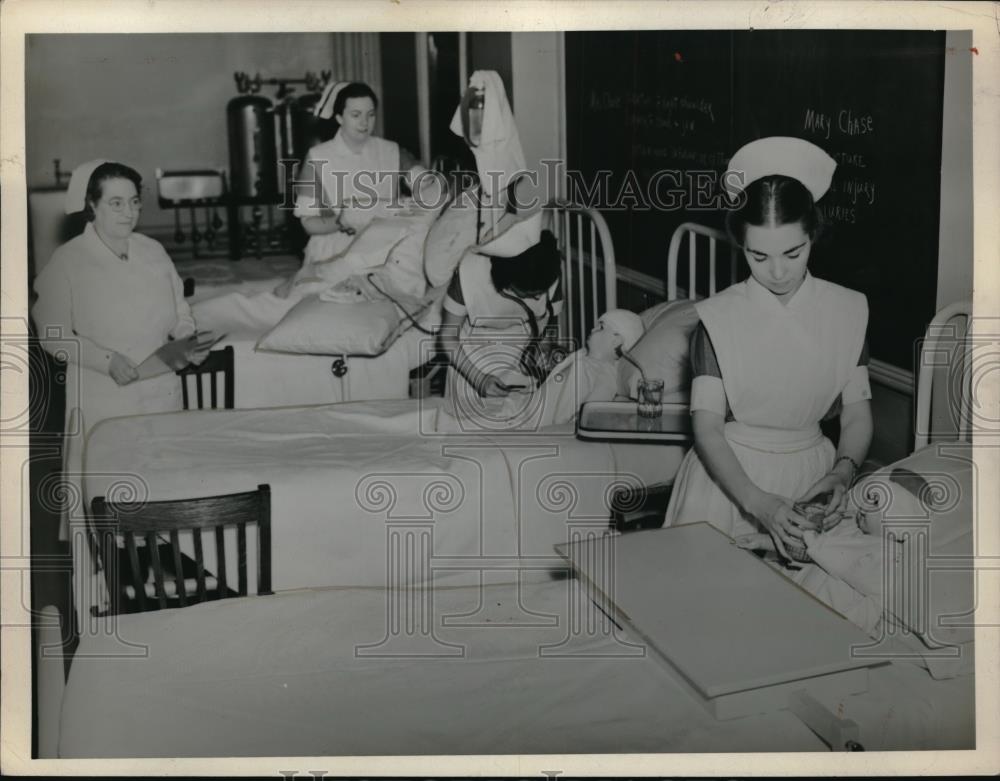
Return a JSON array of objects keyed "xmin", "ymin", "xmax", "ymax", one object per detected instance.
[
  {"xmin": 108, "ymin": 352, "xmax": 139, "ymax": 386},
  {"xmin": 187, "ymin": 346, "xmax": 211, "ymax": 366},
  {"xmin": 798, "ymin": 474, "xmax": 850, "ymax": 531},
  {"xmin": 747, "ymin": 492, "xmax": 808, "ymax": 562},
  {"xmin": 478, "ymin": 374, "xmax": 513, "ymax": 398}
]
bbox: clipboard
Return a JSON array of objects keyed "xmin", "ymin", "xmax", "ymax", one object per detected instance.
[{"xmin": 135, "ymin": 331, "xmax": 227, "ymax": 380}]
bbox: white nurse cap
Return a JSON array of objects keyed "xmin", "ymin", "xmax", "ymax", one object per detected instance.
[
  {"xmin": 64, "ymin": 158, "xmax": 109, "ymax": 214},
  {"xmin": 313, "ymin": 81, "xmax": 349, "ymax": 120},
  {"xmin": 723, "ymin": 136, "xmax": 836, "ymax": 202}
]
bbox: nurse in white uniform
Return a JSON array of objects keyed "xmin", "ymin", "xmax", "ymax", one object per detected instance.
[
  {"xmin": 294, "ymin": 81, "xmax": 425, "ymax": 265},
  {"xmin": 663, "ymin": 137, "xmax": 874, "ymax": 562},
  {"xmin": 33, "ymin": 160, "xmax": 208, "ymax": 437},
  {"xmin": 439, "ymin": 217, "xmax": 563, "ymax": 413}
]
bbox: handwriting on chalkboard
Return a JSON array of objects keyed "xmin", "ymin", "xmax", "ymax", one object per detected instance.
[
  {"xmin": 829, "ymin": 150, "xmax": 868, "ymax": 169},
  {"xmin": 588, "ymin": 90, "xmax": 717, "ymax": 123},
  {"xmin": 633, "ymin": 144, "xmax": 729, "ymax": 168},
  {"xmin": 803, "ymin": 108, "xmax": 875, "ymax": 139}
]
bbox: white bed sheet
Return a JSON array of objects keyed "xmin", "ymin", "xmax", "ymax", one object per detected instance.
[
  {"xmin": 79, "ymin": 400, "xmax": 683, "ymax": 612},
  {"xmin": 58, "ymin": 577, "xmax": 974, "ymax": 758},
  {"xmin": 217, "ymin": 327, "xmax": 424, "ymax": 408},
  {"xmin": 174, "ymin": 256, "xmax": 301, "ymax": 305}
]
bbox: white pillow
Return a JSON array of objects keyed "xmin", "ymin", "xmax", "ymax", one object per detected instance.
[
  {"xmin": 257, "ymin": 294, "xmax": 402, "ymax": 357},
  {"xmin": 424, "ymin": 193, "xmax": 480, "ymax": 288},
  {"xmin": 829, "ymin": 444, "xmax": 975, "ymax": 648},
  {"xmin": 617, "ymin": 299, "xmax": 700, "ymax": 399}
]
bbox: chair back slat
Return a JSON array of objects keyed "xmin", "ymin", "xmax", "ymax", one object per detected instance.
[
  {"xmin": 237, "ymin": 523, "xmax": 248, "ymax": 597},
  {"xmin": 193, "ymin": 528, "xmax": 208, "ymax": 602},
  {"xmin": 169, "ymin": 529, "xmax": 188, "ymax": 607},
  {"xmin": 123, "ymin": 530, "xmax": 146, "ymax": 613},
  {"xmin": 214, "ymin": 525, "xmax": 229, "ymax": 598},
  {"xmin": 147, "ymin": 531, "xmax": 168, "ymax": 609},
  {"xmin": 176, "ymin": 346, "xmax": 235, "ymax": 410},
  {"xmin": 89, "ymin": 484, "xmax": 270, "ymax": 615},
  {"xmin": 257, "ymin": 485, "xmax": 272, "ymax": 595}
]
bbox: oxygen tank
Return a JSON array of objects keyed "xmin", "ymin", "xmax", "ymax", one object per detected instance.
[{"xmin": 226, "ymin": 94, "xmax": 278, "ymax": 201}]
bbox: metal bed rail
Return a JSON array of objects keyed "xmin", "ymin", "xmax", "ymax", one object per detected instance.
[{"xmin": 545, "ymin": 200, "xmax": 618, "ymax": 351}]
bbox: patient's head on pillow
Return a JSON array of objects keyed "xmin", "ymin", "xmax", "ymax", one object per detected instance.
[
  {"xmin": 587, "ymin": 309, "xmax": 644, "ymax": 362},
  {"xmin": 488, "ymin": 230, "xmax": 559, "ymax": 297}
]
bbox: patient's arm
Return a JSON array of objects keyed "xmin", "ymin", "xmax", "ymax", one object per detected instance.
[{"xmin": 301, "ymin": 212, "xmax": 352, "ymax": 237}]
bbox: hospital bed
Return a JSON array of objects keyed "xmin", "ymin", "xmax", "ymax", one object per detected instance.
[
  {"xmin": 180, "ymin": 200, "xmax": 617, "ymax": 408},
  {"xmin": 46, "ymin": 222, "xmax": 977, "ymax": 759},
  {"xmin": 174, "ymin": 254, "xmax": 302, "ymax": 305}
]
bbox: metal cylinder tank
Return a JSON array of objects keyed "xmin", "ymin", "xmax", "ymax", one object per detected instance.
[
  {"xmin": 292, "ymin": 92, "xmax": 333, "ymax": 160},
  {"xmin": 226, "ymin": 94, "xmax": 278, "ymax": 202}
]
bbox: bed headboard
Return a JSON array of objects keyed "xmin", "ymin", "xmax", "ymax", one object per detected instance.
[
  {"xmin": 914, "ymin": 300, "xmax": 973, "ymax": 450},
  {"xmin": 666, "ymin": 221, "xmax": 739, "ymax": 301},
  {"xmin": 544, "ymin": 201, "xmax": 617, "ymax": 350}
]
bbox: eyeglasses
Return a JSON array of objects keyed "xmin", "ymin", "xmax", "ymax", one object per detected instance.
[{"xmin": 103, "ymin": 196, "xmax": 143, "ymax": 213}]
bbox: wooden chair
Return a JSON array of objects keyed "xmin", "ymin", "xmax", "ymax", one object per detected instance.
[
  {"xmin": 176, "ymin": 345, "xmax": 234, "ymax": 410},
  {"xmin": 90, "ymin": 484, "xmax": 271, "ymax": 615}
]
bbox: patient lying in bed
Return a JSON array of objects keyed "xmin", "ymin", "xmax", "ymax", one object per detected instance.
[
  {"xmin": 436, "ymin": 309, "xmax": 644, "ymax": 432},
  {"xmin": 194, "ymin": 199, "xmax": 438, "ymax": 336},
  {"xmin": 733, "ymin": 444, "xmax": 974, "ymax": 679}
]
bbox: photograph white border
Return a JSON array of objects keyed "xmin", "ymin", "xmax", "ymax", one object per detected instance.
[{"xmin": 2, "ymin": 0, "xmax": 998, "ymax": 776}]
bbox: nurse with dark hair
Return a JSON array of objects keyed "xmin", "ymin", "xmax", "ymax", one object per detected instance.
[
  {"xmin": 294, "ymin": 81, "xmax": 426, "ymax": 264},
  {"xmin": 439, "ymin": 221, "xmax": 563, "ymax": 400},
  {"xmin": 664, "ymin": 137, "xmax": 874, "ymax": 563}
]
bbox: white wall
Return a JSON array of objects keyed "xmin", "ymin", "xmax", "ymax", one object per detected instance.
[
  {"xmin": 26, "ymin": 33, "xmax": 338, "ymax": 231},
  {"xmin": 511, "ymin": 32, "xmax": 564, "ymax": 200}
]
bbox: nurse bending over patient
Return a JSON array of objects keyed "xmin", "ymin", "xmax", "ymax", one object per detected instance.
[
  {"xmin": 663, "ymin": 137, "xmax": 874, "ymax": 562},
  {"xmin": 439, "ymin": 229, "xmax": 563, "ymax": 401}
]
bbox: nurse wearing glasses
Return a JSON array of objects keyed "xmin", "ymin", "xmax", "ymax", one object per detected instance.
[{"xmin": 33, "ymin": 160, "xmax": 208, "ymax": 436}]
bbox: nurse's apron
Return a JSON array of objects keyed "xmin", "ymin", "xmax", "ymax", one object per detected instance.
[
  {"xmin": 663, "ymin": 274, "xmax": 868, "ymax": 539},
  {"xmin": 445, "ymin": 254, "xmax": 555, "ymax": 424}
]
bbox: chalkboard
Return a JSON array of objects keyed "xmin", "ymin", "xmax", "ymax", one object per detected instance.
[{"xmin": 566, "ymin": 31, "xmax": 946, "ymax": 370}]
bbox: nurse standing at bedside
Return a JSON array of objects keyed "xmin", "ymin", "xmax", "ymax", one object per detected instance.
[{"xmin": 663, "ymin": 137, "xmax": 874, "ymax": 562}]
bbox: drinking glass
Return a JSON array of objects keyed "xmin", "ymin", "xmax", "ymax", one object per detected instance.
[{"xmin": 637, "ymin": 378, "xmax": 664, "ymax": 418}]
